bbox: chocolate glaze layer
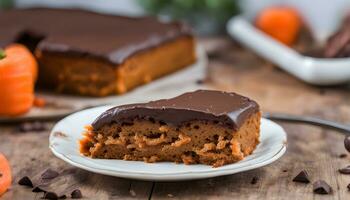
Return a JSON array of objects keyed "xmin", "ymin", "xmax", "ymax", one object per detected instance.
[
  {"xmin": 0, "ymin": 8, "xmax": 192, "ymax": 65},
  {"xmin": 92, "ymin": 90, "xmax": 260, "ymax": 131}
]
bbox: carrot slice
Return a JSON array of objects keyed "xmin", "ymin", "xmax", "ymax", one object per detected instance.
[{"xmin": 0, "ymin": 153, "xmax": 12, "ymax": 197}]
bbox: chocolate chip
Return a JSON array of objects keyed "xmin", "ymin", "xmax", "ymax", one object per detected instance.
[
  {"xmin": 43, "ymin": 192, "xmax": 58, "ymax": 200},
  {"xmin": 0, "ymin": 172, "xmax": 2, "ymax": 177},
  {"xmin": 344, "ymin": 136, "xmax": 350, "ymax": 152},
  {"xmin": 313, "ymin": 180, "xmax": 332, "ymax": 194},
  {"xmin": 41, "ymin": 169, "xmax": 59, "ymax": 179},
  {"xmin": 347, "ymin": 183, "xmax": 350, "ymax": 191},
  {"xmin": 33, "ymin": 186, "xmax": 44, "ymax": 193},
  {"xmin": 18, "ymin": 176, "xmax": 33, "ymax": 187},
  {"xmin": 71, "ymin": 189, "xmax": 82, "ymax": 199},
  {"xmin": 250, "ymin": 176, "xmax": 259, "ymax": 184},
  {"xmin": 339, "ymin": 166, "xmax": 350, "ymax": 174},
  {"xmin": 339, "ymin": 153, "xmax": 347, "ymax": 158},
  {"xmin": 292, "ymin": 170, "xmax": 310, "ymax": 183},
  {"xmin": 196, "ymin": 79, "xmax": 204, "ymax": 85}
]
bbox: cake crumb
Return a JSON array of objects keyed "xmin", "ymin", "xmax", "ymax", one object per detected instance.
[
  {"xmin": 84, "ymin": 125, "xmax": 93, "ymax": 131},
  {"xmin": 129, "ymin": 189, "xmax": 136, "ymax": 197},
  {"xmin": 200, "ymin": 143, "xmax": 216, "ymax": 153},
  {"xmin": 159, "ymin": 125, "xmax": 169, "ymax": 132},
  {"xmin": 171, "ymin": 133, "xmax": 191, "ymax": 147},
  {"xmin": 216, "ymin": 136, "xmax": 229, "ymax": 150},
  {"xmin": 167, "ymin": 194, "xmax": 174, "ymax": 198},
  {"xmin": 181, "ymin": 154, "xmax": 196, "ymax": 165},
  {"xmin": 33, "ymin": 97, "xmax": 46, "ymax": 107},
  {"xmin": 53, "ymin": 131, "xmax": 67, "ymax": 138},
  {"xmin": 144, "ymin": 156, "xmax": 159, "ymax": 163}
]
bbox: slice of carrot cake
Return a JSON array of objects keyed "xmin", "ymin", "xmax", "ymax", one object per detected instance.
[{"xmin": 80, "ymin": 90, "xmax": 261, "ymax": 167}]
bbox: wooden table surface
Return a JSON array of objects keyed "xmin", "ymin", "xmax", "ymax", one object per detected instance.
[{"xmin": 1, "ymin": 37, "xmax": 350, "ymax": 200}]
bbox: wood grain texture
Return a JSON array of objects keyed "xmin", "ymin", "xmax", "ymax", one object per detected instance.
[{"xmin": 1, "ymin": 37, "xmax": 350, "ymax": 199}]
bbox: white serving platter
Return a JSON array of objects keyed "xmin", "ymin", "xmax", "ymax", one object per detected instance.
[{"xmin": 227, "ymin": 16, "xmax": 350, "ymax": 85}]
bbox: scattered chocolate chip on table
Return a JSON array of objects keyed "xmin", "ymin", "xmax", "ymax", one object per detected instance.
[
  {"xmin": 292, "ymin": 170, "xmax": 310, "ymax": 183},
  {"xmin": 344, "ymin": 136, "xmax": 350, "ymax": 152},
  {"xmin": 338, "ymin": 166, "xmax": 350, "ymax": 174},
  {"xmin": 313, "ymin": 180, "xmax": 332, "ymax": 195}
]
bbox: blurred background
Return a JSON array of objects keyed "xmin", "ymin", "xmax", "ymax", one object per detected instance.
[
  {"xmin": 2, "ymin": 0, "xmax": 350, "ymax": 102},
  {"xmin": 2, "ymin": 0, "xmax": 350, "ymax": 39}
]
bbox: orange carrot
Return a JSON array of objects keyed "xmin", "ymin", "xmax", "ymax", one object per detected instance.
[
  {"xmin": 5, "ymin": 44, "xmax": 38, "ymax": 81},
  {"xmin": 0, "ymin": 153, "xmax": 12, "ymax": 197},
  {"xmin": 0, "ymin": 44, "xmax": 37, "ymax": 116},
  {"xmin": 255, "ymin": 7, "xmax": 301, "ymax": 46}
]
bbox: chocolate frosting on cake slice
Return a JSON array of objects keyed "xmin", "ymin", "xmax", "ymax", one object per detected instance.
[
  {"xmin": 0, "ymin": 8, "xmax": 191, "ymax": 65},
  {"xmin": 92, "ymin": 90, "xmax": 259, "ymax": 130}
]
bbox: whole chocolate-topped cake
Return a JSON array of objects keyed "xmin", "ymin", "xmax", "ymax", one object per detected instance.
[
  {"xmin": 80, "ymin": 90, "xmax": 261, "ymax": 167},
  {"xmin": 0, "ymin": 8, "xmax": 196, "ymax": 96}
]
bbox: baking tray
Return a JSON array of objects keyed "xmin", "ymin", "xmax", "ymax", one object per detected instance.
[{"xmin": 227, "ymin": 16, "xmax": 350, "ymax": 85}]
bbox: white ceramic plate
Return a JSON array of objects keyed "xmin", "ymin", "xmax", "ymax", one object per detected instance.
[
  {"xmin": 0, "ymin": 45, "xmax": 207, "ymax": 123},
  {"xmin": 227, "ymin": 16, "xmax": 350, "ymax": 85},
  {"xmin": 49, "ymin": 105, "xmax": 287, "ymax": 181}
]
